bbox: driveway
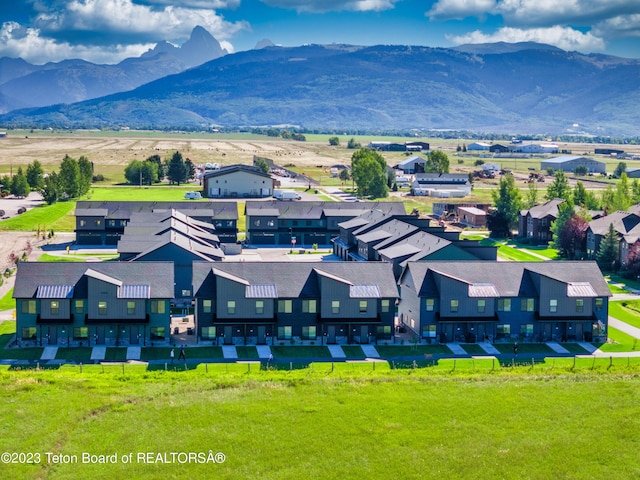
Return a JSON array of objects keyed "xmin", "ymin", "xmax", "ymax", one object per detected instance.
[{"xmin": 0, "ymin": 192, "xmax": 44, "ymax": 218}]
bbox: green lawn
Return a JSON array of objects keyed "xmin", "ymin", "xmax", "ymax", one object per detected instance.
[
  {"xmin": 0, "ymin": 288, "xmax": 15, "ymax": 311},
  {"xmin": 0, "ymin": 201, "xmax": 76, "ymax": 232},
  {"xmin": 270, "ymin": 346, "xmax": 332, "ymax": 358},
  {"xmin": 341, "ymin": 346, "xmax": 366, "ymax": 359},
  {"xmin": 609, "ymin": 301, "xmax": 640, "ymax": 330},
  {"xmin": 37, "ymin": 253, "xmax": 88, "ymax": 262},
  {"xmin": 460, "ymin": 343, "xmax": 487, "ymax": 355},
  {"xmin": 1, "ymin": 367, "xmax": 640, "ymax": 479},
  {"xmin": 599, "ymin": 327, "xmax": 640, "ymax": 352},
  {"xmin": 235, "ymin": 346, "xmax": 258, "ymax": 359},
  {"xmin": 104, "ymin": 348, "xmax": 127, "ymax": 362},
  {"xmin": 492, "ymin": 343, "xmax": 555, "ymax": 355},
  {"xmin": 559, "ymin": 343, "xmax": 590, "ymax": 354},
  {"xmin": 375, "ymin": 344, "xmax": 453, "ymax": 357},
  {"xmin": 56, "ymin": 347, "xmax": 93, "ymax": 362}
]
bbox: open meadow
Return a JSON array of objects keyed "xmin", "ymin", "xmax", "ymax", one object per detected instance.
[{"xmin": 1, "ymin": 365, "xmax": 640, "ymax": 480}]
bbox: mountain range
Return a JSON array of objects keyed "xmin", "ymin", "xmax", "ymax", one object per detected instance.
[
  {"xmin": 0, "ymin": 26, "xmax": 227, "ymax": 113},
  {"xmin": 1, "ymin": 40, "xmax": 639, "ymax": 136}
]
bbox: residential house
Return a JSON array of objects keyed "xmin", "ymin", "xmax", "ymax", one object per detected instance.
[
  {"xmin": 586, "ymin": 209, "xmax": 640, "ymax": 261},
  {"xmin": 398, "ymin": 261, "xmax": 609, "ymax": 344},
  {"xmin": 245, "ymin": 201, "xmax": 406, "ymax": 246},
  {"xmin": 14, "ymin": 262, "xmax": 174, "ymax": 347},
  {"xmin": 75, "ymin": 201, "xmax": 239, "ymax": 245},
  {"xmin": 202, "ymin": 164, "xmax": 274, "ymax": 198},
  {"xmin": 192, "ymin": 262, "xmax": 398, "ymax": 345},
  {"xmin": 518, "ymin": 199, "xmax": 565, "ymax": 244}
]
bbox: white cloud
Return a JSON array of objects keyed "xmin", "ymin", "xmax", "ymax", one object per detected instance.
[
  {"xmin": 447, "ymin": 26, "xmax": 606, "ymax": 52},
  {"xmin": 0, "ymin": 0, "xmax": 249, "ymax": 63},
  {"xmin": 428, "ymin": 0, "xmax": 497, "ymax": 21},
  {"xmin": 259, "ymin": 0, "xmax": 399, "ymax": 13},
  {"xmin": 0, "ymin": 21, "xmax": 152, "ymax": 64},
  {"xmin": 143, "ymin": 0, "xmax": 241, "ymax": 8},
  {"xmin": 594, "ymin": 14, "xmax": 640, "ymax": 38}
]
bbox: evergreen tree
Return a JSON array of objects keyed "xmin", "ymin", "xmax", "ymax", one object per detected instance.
[
  {"xmin": 551, "ymin": 198, "xmax": 574, "ymax": 252},
  {"xmin": 26, "ymin": 160, "xmax": 44, "ymax": 191},
  {"xmin": 490, "ymin": 173, "xmax": 523, "ymax": 236},
  {"xmin": 166, "ymin": 151, "xmax": 188, "ymax": 185},
  {"xmin": 10, "ymin": 167, "xmax": 30, "ymax": 197},
  {"xmin": 146, "ymin": 155, "xmax": 164, "ymax": 180},
  {"xmin": 613, "ymin": 172, "xmax": 631, "ymax": 211},
  {"xmin": 77, "ymin": 156, "xmax": 93, "ymax": 196},
  {"xmin": 185, "ymin": 158, "xmax": 196, "ymax": 181},
  {"xmin": 595, "ymin": 223, "xmax": 620, "ymax": 271}
]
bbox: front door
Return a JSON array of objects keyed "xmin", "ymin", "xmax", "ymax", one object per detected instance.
[
  {"xmin": 360, "ymin": 326, "xmax": 369, "ymax": 344},
  {"xmin": 47, "ymin": 326, "xmax": 57, "ymax": 345},
  {"xmin": 96, "ymin": 326, "xmax": 105, "ymax": 344},
  {"xmin": 258, "ymin": 326, "xmax": 266, "ymax": 344},
  {"xmin": 443, "ymin": 324, "xmax": 454, "ymax": 343},
  {"xmin": 224, "ymin": 326, "xmax": 233, "ymax": 345},
  {"xmin": 327, "ymin": 326, "xmax": 336, "ymax": 344},
  {"xmin": 130, "ymin": 326, "xmax": 139, "ymax": 345}
]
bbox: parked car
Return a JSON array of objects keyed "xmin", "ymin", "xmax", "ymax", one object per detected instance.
[{"xmin": 184, "ymin": 191, "xmax": 202, "ymax": 200}]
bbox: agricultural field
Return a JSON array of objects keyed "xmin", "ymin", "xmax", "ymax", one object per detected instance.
[{"xmin": 1, "ymin": 366, "xmax": 640, "ymax": 479}]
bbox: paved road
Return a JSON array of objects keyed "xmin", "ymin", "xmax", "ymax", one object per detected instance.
[{"xmin": 608, "ymin": 316, "xmax": 640, "ymax": 339}]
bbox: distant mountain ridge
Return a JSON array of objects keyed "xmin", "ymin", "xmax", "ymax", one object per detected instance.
[
  {"xmin": 2, "ymin": 42, "xmax": 639, "ymax": 135},
  {"xmin": 0, "ymin": 26, "xmax": 227, "ymax": 113}
]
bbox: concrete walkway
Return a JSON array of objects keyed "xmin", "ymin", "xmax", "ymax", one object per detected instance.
[
  {"xmin": 256, "ymin": 345, "xmax": 272, "ymax": 359},
  {"xmin": 327, "ymin": 345, "xmax": 346, "ymax": 359},
  {"xmin": 546, "ymin": 342, "xmax": 570, "ymax": 354},
  {"xmin": 126, "ymin": 346, "xmax": 141, "ymax": 360},
  {"xmin": 478, "ymin": 342, "xmax": 500, "ymax": 355},
  {"xmin": 41, "ymin": 346, "xmax": 58, "ymax": 360},
  {"xmin": 222, "ymin": 346, "xmax": 238, "ymax": 359},
  {"xmin": 360, "ymin": 345, "xmax": 380, "ymax": 358},
  {"xmin": 91, "ymin": 346, "xmax": 106, "ymax": 361},
  {"xmin": 609, "ymin": 316, "xmax": 640, "ymax": 339},
  {"xmin": 578, "ymin": 342, "xmax": 597, "ymax": 354},
  {"xmin": 447, "ymin": 343, "xmax": 467, "ymax": 355}
]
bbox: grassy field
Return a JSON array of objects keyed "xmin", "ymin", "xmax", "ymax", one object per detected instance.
[
  {"xmin": 609, "ymin": 301, "xmax": 640, "ymax": 330},
  {"xmin": 1, "ymin": 366, "xmax": 640, "ymax": 479},
  {"xmin": 0, "ymin": 201, "xmax": 76, "ymax": 232},
  {"xmin": 0, "ymin": 288, "xmax": 14, "ymax": 311}
]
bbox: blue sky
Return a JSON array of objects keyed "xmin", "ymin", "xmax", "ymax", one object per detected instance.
[{"xmin": 1, "ymin": 0, "xmax": 639, "ymax": 64}]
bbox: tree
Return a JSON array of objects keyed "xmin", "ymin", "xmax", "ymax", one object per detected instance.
[
  {"xmin": 10, "ymin": 167, "xmax": 30, "ymax": 197},
  {"xmin": 58, "ymin": 155, "xmax": 81, "ymax": 198},
  {"xmin": 0, "ymin": 175, "xmax": 10, "ymax": 195},
  {"xmin": 338, "ymin": 168, "xmax": 350, "ymax": 184},
  {"xmin": 347, "ymin": 138, "xmax": 361, "ymax": 149},
  {"xmin": 525, "ymin": 181, "xmax": 538, "ymax": 209},
  {"xmin": 613, "ymin": 161, "xmax": 627, "ymax": 178},
  {"xmin": 77, "ymin": 156, "xmax": 93, "ymax": 196},
  {"xmin": 601, "ymin": 185, "xmax": 615, "ymax": 213},
  {"xmin": 254, "ymin": 157, "xmax": 270, "ymax": 175},
  {"xmin": 632, "ymin": 179, "xmax": 640, "ymax": 205},
  {"xmin": 42, "ymin": 171, "xmax": 62, "ymax": 205},
  {"xmin": 595, "ymin": 222, "xmax": 619, "ymax": 271},
  {"xmin": 573, "ymin": 165, "xmax": 588, "ymax": 176},
  {"xmin": 573, "ymin": 181, "xmax": 587, "ymax": 207},
  {"xmin": 426, "ymin": 150, "xmax": 449, "ymax": 174},
  {"xmin": 490, "ymin": 173, "xmax": 523, "ymax": 237},
  {"xmin": 551, "ymin": 198, "xmax": 574, "ymax": 252},
  {"xmin": 26, "ymin": 160, "xmax": 44, "ymax": 191},
  {"xmin": 486, "ymin": 209, "xmax": 510, "ymax": 238},
  {"xmin": 166, "ymin": 151, "xmax": 188, "ymax": 185},
  {"xmin": 545, "ymin": 170, "xmax": 571, "ymax": 201},
  {"xmin": 613, "ymin": 172, "xmax": 631, "ymax": 211},
  {"xmin": 555, "ymin": 213, "xmax": 588, "ymax": 259},
  {"xmin": 146, "ymin": 154, "xmax": 164, "ymax": 181},
  {"xmin": 185, "ymin": 158, "xmax": 196, "ymax": 181},
  {"xmin": 124, "ymin": 160, "xmax": 158, "ymax": 186},
  {"xmin": 351, "ymin": 149, "xmax": 388, "ymax": 198},
  {"xmin": 328, "ymin": 137, "xmax": 340, "ymax": 146},
  {"xmin": 624, "ymin": 241, "xmax": 640, "ymax": 279}
]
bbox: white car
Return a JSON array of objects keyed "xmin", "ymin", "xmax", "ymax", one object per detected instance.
[{"xmin": 184, "ymin": 191, "xmax": 202, "ymax": 200}]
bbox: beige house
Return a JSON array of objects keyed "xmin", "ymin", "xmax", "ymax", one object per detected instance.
[{"xmin": 203, "ymin": 164, "xmax": 274, "ymax": 198}]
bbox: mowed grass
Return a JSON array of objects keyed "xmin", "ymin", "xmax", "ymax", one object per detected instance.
[
  {"xmin": 609, "ymin": 301, "xmax": 640, "ymax": 330},
  {"xmin": 1, "ymin": 367, "xmax": 640, "ymax": 480},
  {"xmin": 0, "ymin": 201, "xmax": 76, "ymax": 232}
]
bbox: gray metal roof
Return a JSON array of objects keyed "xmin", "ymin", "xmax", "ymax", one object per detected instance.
[
  {"xmin": 468, "ymin": 283, "xmax": 500, "ymax": 298},
  {"xmin": 349, "ymin": 285, "xmax": 382, "ymax": 298},
  {"xmin": 75, "ymin": 201, "xmax": 238, "ymax": 220},
  {"xmin": 566, "ymin": 282, "xmax": 598, "ymax": 298},
  {"xmin": 84, "ymin": 268, "xmax": 123, "ymax": 286},
  {"xmin": 245, "ymin": 284, "xmax": 278, "ymax": 298},
  {"xmin": 120, "ymin": 284, "xmax": 151, "ymax": 299},
  {"xmin": 36, "ymin": 285, "xmax": 75, "ymax": 299}
]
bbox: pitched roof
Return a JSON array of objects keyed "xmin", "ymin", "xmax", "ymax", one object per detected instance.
[
  {"xmin": 522, "ymin": 199, "xmax": 565, "ymax": 219},
  {"xmin": 203, "ymin": 164, "xmax": 273, "ymax": 180},
  {"xmin": 588, "ymin": 211, "xmax": 640, "ymax": 236},
  {"xmin": 245, "ymin": 201, "xmax": 406, "ymax": 219},
  {"xmin": 75, "ymin": 201, "xmax": 238, "ymax": 220},
  {"xmin": 14, "ymin": 262, "xmax": 174, "ymax": 299}
]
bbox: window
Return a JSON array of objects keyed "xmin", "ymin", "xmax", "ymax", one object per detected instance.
[
  {"xmin": 22, "ymin": 327, "xmax": 36, "ymax": 340},
  {"xmin": 201, "ymin": 326, "xmax": 216, "ymax": 340},
  {"xmin": 108, "ymin": 220, "xmax": 116, "ymax": 227},
  {"xmin": 302, "ymin": 299, "xmax": 317, "ymax": 313},
  {"xmin": 73, "ymin": 327, "xmax": 89, "ymax": 340},
  {"xmin": 277, "ymin": 326, "xmax": 292, "ymax": 340},
  {"xmin": 377, "ymin": 326, "xmax": 392, "ymax": 335},
  {"xmin": 520, "ymin": 324, "xmax": 533, "ymax": 337},
  {"xmin": 21, "ymin": 300, "xmax": 36, "ymax": 314},
  {"xmin": 151, "ymin": 300, "xmax": 166, "ymax": 314},
  {"xmin": 227, "ymin": 301, "xmax": 236, "ymax": 315},
  {"xmin": 381, "ymin": 299, "xmax": 390, "ymax": 313},
  {"xmin": 498, "ymin": 299, "xmax": 511, "ymax": 312},
  {"xmin": 477, "ymin": 299, "xmax": 486, "ymax": 313},
  {"xmin": 95, "ymin": 220, "xmax": 101, "ymax": 226},
  {"xmin": 302, "ymin": 326, "xmax": 316, "ymax": 340},
  {"xmin": 49, "ymin": 301, "xmax": 59, "ymax": 315},
  {"xmin": 98, "ymin": 301, "xmax": 107, "ymax": 315},
  {"xmin": 359, "ymin": 300, "xmax": 368, "ymax": 313},
  {"xmin": 202, "ymin": 300, "xmax": 212, "ymax": 314},
  {"xmin": 576, "ymin": 299, "xmax": 584, "ymax": 313},
  {"xmin": 127, "ymin": 301, "xmax": 136, "ymax": 315},
  {"xmin": 74, "ymin": 300, "xmax": 84, "ymax": 314},
  {"xmin": 181, "ymin": 290, "xmax": 191, "ymax": 297},
  {"xmin": 331, "ymin": 301, "xmax": 340, "ymax": 314},
  {"xmin": 278, "ymin": 300, "xmax": 292, "ymax": 313},
  {"xmin": 595, "ymin": 298, "xmax": 604, "ymax": 309},
  {"xmin": 450, "ymin": 299, "xmax": 459, "ymax": 313},
  {"xmin": 254, "ymin": 219, "xmax": 261, "ymax": 226},
  {"xmin": 496, "ymin": 324, "xmax": 511, "ymax": 337},
  {"xmin": 79, "ymin": 220, "xmax": 86, "ymax": 227},
  {"xmin": 520, "ymin": 298, "xmax": 534, "ymax": 312},
  {"xmin": 255, "ymin": 300, "xmax": 264, "ymax": 314},
  {"xmin": 422, "ymin": 325, "xmax": 437, "ymax": 338},
  {"xmin": 267, "ymin": 220, "xmax": 275, "ymax": 227},
  {"xmin": 150, "ymin": 327, "xmax": 165, "ymax": 340},
  {"xmin": 549, "ymin": 299, "xmax": 558, "ymax": 313},
  {"xmin": 425, "ymin": 299, "xmax": 435, "ymax": 311}
]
